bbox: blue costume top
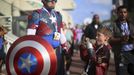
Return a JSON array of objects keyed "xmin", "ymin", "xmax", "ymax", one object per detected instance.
[{"xmin": 28, "ymin": 8, "xmax": 63, "ymax": 48}]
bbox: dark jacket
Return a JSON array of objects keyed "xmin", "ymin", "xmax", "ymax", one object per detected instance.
[
  {"xmin": 84, "ymin": 23, "xmax": 102, "ymax": 39},
  {"xmin": 110, "ymin": 19, "xmax": 134, "ymax": 53}
]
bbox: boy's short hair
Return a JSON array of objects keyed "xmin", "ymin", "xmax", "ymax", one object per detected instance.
[{"xmin": 97, "ymin": 27, "xmax": 112, "ymax": 38}]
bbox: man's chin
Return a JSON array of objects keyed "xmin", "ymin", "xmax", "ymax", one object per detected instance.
[
  {"xmin": 120, "ymin": 17, "xmax": 127, "ymax": 21},
  {"xmin": 46, "ymin": 7, "xmax": 55, "ymax": 11}
]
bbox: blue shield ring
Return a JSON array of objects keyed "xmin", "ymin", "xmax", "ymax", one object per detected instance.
[{"xmin": 6, "ymin": 35, "xmax": 57, "ymax": 75}]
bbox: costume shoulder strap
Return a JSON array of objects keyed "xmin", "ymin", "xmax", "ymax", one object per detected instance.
[{"xmin": 55, "ymin": 11, "xmax": 63, "ymax": 28}]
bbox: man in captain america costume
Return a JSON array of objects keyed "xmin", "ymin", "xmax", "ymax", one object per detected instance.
[{"xmin": 27, "ymin": 0, "xmax": 67, "ymax": 75}]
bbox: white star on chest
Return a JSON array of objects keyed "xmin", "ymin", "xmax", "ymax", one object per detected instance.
[
  {"xmin": 50, "ymin": 15, "xmax": 56, "ymax": 24},
  {"xmin": 20, "ymin": 54, "xmax": 36, "ymax": 73}
]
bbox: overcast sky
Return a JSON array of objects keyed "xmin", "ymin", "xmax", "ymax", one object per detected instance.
[{"xmin": 69, "ymin": 0, "xmax": 113, "ymax": 25}]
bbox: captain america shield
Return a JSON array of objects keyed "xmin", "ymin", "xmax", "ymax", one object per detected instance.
[{"xmin": 6, "ymin": 35, "xmax": 57, "ymax": 75}]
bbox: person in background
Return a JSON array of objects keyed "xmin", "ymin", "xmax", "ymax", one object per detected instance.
[
  {"xmin": 81, "ymin": 14, "xmax": 102, "ymax": 75},
  {"xmin": 75, "ymin": 25, "xmax": 83, "ymax": 53},
  {"xmin": 84, "ymin": 14, "xmax": 102, "ymax": 44},
  {"xmin": 27, "ymin": 0, "xmax": 67, "ymax": 75},
  {"xmin": 62, "ymin": 23, "xmax": 74, "ymax": 75},
  {"xmin": 110, "ymin": 5, "xmax": 134, "ymax": 75},
  {"xmin": 71, "ymin": 26, "xmax": 77, "ymax": 53},
  {"xmin": 0, "ymin": 26, "xmax": 8, "ymax": 74},
  {"xmin": 79, "ymin": 35, "xmax": 92, "ymax": 75}
]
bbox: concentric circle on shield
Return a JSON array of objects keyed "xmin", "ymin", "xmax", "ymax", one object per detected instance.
[{"xmin": 6, "ymin": 35, "xmax": 57, "ymax": 75}]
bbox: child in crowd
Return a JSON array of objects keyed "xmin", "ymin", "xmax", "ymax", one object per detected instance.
[
  {"xmin": 93, "ymin": 27, "xmax": 112, "ymax": 75},
  {"xmin": 80, "ymin": 27, "xmax": 112, "ymax": 75}
]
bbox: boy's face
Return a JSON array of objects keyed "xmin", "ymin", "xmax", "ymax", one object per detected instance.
[{"xmin": 96, "ymin": 32, "xmax": 108, "ymax": 45}]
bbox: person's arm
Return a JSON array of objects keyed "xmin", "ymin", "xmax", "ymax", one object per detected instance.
[
  {"xmin": 60, "ymin": 28, "xmax": 67, "ymax": 49},
  {"xmin": 86, "ymin": 38, "xmax": 96, "ymax": 60},
  {"xmin": 27, "ymin": 11, "xmax": 40, "ymax": 35},
  {"xmin": 57, "ymin": 13, "xmax": 68, "ymax": 51},
  {"xmin": 110, "ymin": 35, "xmax": 131, "ymax": 45}
]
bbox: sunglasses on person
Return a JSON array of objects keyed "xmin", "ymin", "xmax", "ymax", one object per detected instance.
[{"xmin": 45, "ymin": 0, "xmax": 57, "ymax": 2}]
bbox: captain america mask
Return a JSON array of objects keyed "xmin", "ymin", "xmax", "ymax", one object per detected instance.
[{"xmin": 42, "ymin": 0, "xmax": 57, "ymax": 11}]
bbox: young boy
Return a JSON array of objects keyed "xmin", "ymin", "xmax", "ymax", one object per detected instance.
[{"xmin": 87, "ymin": 27, "xmax": 112, "ymax": 75}]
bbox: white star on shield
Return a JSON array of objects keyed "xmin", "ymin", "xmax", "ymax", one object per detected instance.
[{"xmin": 20, "ymin": 54, "xmax": 36, "ymax": 73}]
